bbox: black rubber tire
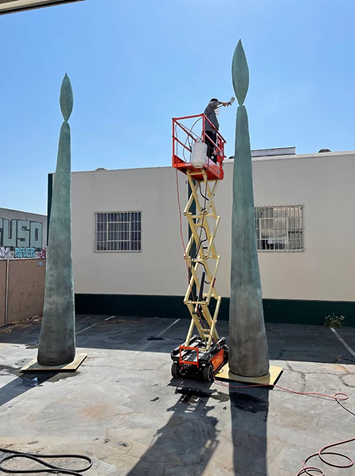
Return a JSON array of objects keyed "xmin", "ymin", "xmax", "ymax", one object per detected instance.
[
  {"xmin": 203, "ymin": 364, "xmax": 213, "ymax": 382},
  {"xmin": 171, "ymin": 363, "xmax": 181, "ymax": 378}
]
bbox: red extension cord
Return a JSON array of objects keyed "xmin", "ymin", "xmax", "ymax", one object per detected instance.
[{"xmin": 214, "ymin": 379, "xmax": 354, "ymax": 475}]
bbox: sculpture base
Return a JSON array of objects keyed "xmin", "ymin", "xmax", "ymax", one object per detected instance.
[
  {"xmin": 21, "ymin": 353, "xmax": 87, "ymax": 372},
  {"xmin": 215, "ymin": 363, "xmax": 282, "ymax": 386}
]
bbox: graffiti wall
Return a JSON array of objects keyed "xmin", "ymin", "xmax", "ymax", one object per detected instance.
[{"xmin": 0, "ymin": 217, "xmax": 46, "ymax": 259}]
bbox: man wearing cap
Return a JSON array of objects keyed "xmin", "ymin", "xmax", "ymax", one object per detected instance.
[{"xmin": 204, "ymin": 98, "xmax": 229, "ymax": 162}]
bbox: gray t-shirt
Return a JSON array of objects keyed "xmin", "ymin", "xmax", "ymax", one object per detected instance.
[{"xmin": 204, "ymin": 100, "xmax": 221, "ymax": 132}]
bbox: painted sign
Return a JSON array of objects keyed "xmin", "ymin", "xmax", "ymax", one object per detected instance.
[
  {"xmin": 15, "ymin": 247, "xmax": 37, "ymax": 258},
  {"xmin": 0, "ymin": 218, "xmax": 43, "ymax": 249},
  {"xmin": 0, "ymin": 246, "xmax": 46, "ymax": 260},
  {"xmin": 0, "ymin": 247, "xmax": 12, "ymax": 259},
  {"xmin": 0, "ymin": 218, "xmax": 46, "ymax": 259}
]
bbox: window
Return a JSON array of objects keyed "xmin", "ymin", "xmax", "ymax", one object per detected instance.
[
  {"xmin": 95, "ymin": 211, "xmax": 142, "ymax": 252},
  {"xmin": 255, "ymin": 205, "xmax": 304, "ymax": 252}
]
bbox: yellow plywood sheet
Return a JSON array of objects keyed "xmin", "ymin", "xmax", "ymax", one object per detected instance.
[
  {"xmin": 215, "ymin": 363, "xmax": 283, "ymax": 386},
  {"xmin": 21, "ymin": 353, "xmax": 87, "ymax": 372}
]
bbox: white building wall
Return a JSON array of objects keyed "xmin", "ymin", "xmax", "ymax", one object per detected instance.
[
  {"xmin": 71, "ymin": 151, "xmax": 355, "ymax": 302},
  {"xmin": 71, "ymin": 166, "xmax": 188, "ymax": 296},
  {"xmin": 215, "ymin": 151, "xmax": 355, "ymax": 302}
]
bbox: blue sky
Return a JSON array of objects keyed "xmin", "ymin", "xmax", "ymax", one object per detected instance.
[{"xmin": 1, "ymin": 0, "xmax": 355, "ymax": 214}]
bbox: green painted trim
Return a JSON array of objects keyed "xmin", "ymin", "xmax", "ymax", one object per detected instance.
[
  {"xmin": 262, "ymin": 299, "xmax": 355, "ymax": 326},
  {"xmin": 75, "ymin": 294, "xmax": 187, "ymax": 319},
  {"xmin": 47, "ymin": 173, "xmax": 53, "ymax": 244},
  {"xmin": 74, "ymin": 294, "xmax": 355, "ymax": 327}
]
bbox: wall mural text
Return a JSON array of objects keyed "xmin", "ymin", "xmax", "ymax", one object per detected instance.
[{"xmin": 0, "ymin": 218, "xmax": 46, "ymax": 259}]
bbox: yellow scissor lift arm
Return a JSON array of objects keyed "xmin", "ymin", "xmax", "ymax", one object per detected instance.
[
  {"xmin": 183, "ymin": 169, "xmax": 221, "ymax": 349},
  {"xmin": 171, "ymin": 114, "xmax": 228, "ymax": 381}
]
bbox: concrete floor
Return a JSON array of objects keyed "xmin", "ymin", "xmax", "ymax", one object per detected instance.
[{"xmin": 0, "ymin": 315, "xmax": 355, "ymax": 475}]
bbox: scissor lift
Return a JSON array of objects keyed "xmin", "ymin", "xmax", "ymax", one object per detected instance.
[{"xmin": 171, "ymin": 114, "xmax": 228, "ymax": 381}]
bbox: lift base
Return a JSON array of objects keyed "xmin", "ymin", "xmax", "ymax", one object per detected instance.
[{"xmin": 171, "ymin": 335, "xmax": 228, "ymax": 382}]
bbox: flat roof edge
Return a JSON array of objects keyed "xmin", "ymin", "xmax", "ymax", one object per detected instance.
[{"xmin": 57, "ymin": 150, "xmax": 355, "ymax": 175}]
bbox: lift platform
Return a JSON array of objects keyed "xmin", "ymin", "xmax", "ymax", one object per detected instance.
[
  {"xmin": 171, "ymin": 114, "xmax": 228, "ymax": 381},
  {"xmin": 172, "ymin": 114, "xmax": 226, "ymax": 181}
]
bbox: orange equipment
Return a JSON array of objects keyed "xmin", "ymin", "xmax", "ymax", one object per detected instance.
[{"xmin": 172, "ymin": 114, "xmax": 227, "ymax": 181}]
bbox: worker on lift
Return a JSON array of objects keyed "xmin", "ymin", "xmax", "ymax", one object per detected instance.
[{"xmin": 204, "ymin": 98, "xmax": 230, "ymax": 162}]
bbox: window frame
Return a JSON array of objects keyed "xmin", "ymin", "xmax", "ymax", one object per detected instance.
[
  {"xmin": 255, "ymin": 205, "xmax": 304, "ymax": 253},
  {"xmin": 94, "ymin": 211, "xmax": 142, "ymax": 253}
]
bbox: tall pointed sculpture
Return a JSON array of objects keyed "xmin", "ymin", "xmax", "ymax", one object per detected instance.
[
  {"xmin": 229, "ymin": 41, "xmax": 269, "ymax": 377},
  {"xmin": 37, "ymin": 74, "xmax": 76, "ymax": 366}
]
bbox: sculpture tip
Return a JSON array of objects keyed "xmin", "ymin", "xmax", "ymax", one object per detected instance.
[
  {"xmin": 60, "ymin": 74, "xmax": 74, "ymax": 122},
  {"xmin": 232, "ymin": 40, "xmax": 249, "ymax": 105}
]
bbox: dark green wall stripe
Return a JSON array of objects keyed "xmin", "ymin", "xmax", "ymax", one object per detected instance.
[
  {"xmin": 75, "ymin": 294, "xmax": 186, "ymax": 319},
  {"xmin": 261, "ymin": 299, "xmax": 354, "ymax": 326},
  {"xmin": 74, "ymin": 294, "xmax": 355, "ymax": 327},
  {"xmin": 47, "ymin": 173, "xmax": 53, "ymax": 244}
]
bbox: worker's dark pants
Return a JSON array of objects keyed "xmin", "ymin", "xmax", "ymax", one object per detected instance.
[{"xmin": 205, "ymin": 130, "xmax": 217, "ymax": 163}]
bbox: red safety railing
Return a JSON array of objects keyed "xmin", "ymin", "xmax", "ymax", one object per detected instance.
[{"xmin": 172, "ymin": 114, "xmax": 226, "ymax": 181}]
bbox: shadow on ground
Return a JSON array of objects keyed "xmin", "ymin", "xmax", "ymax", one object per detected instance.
[
  {"xmin": 125, "ymin": 378, "xmax": 269, "ymax": 476},
  {"xmin": 0, "ymin": 370, "xmax": 75, "ymax": 408},
  {"xmin": 230, "ymin": 387, "xmax": 269, "ymax": 476},
  {"xmin": 126, "ymin": 380, "xmax": 219, "ymax": 476},
  {"xmin": 1, "ymin": 315, "xmax": 354, "ymax": 365}
]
